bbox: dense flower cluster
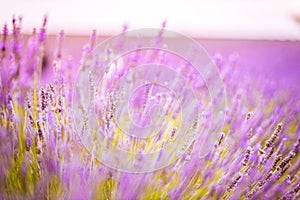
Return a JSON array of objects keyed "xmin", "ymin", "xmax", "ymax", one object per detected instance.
[{"xmin": 0, "ymin": 17, "xmax": 299, "ymax": 199}]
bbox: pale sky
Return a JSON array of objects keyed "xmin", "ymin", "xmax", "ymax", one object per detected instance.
[{"xmin": 0, "ymin": 0, "xmax": 300, "ymax": 40}]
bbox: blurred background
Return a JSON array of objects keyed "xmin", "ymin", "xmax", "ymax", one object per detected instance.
[{"xmin": 1, "ymin": 0, "xmax": 300, "ymax": 84}]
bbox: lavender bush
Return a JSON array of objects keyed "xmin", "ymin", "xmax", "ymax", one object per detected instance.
[{"xmin": 0, "ymin": 17, "xmax": 299, "ymax": 200}]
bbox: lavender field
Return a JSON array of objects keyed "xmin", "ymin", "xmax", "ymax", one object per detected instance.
[{"xmin": 0, "ymin": 17, "xmax": 299, "ymax": 200}]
